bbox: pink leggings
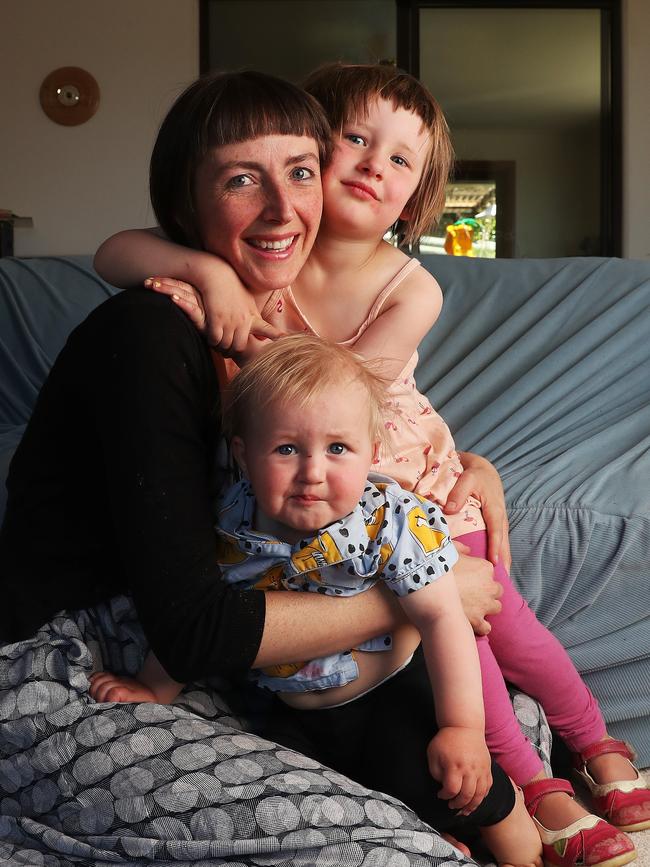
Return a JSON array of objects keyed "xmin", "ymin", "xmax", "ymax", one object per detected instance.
[{"xmin": 456, "ymin": 530, "xmax": 607, "ymax": 785}]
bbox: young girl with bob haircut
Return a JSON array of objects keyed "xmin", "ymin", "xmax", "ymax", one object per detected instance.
[{"xmin": 95, "ymin": 62, "xmax": 647, "ymax": 867}]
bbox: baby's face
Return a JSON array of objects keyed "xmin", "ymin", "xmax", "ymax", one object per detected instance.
[{"xmin": 232, "ymin": 381, "xmax": 376, "ymax": 543}]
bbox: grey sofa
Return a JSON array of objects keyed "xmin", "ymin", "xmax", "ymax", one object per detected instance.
[{"xmin": 0, "ymin": 253, "xmax": 648, "ymax": 866}]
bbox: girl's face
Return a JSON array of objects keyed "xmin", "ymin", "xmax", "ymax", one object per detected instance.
[
  {"xmin": 320, "ymin": 98, "xmax": 431, "ymax": 241},
  {"xmin": 232, "ymin": 380, "xmax": 377, "ymax": 544},
  {"xmin": 194, "ymin": 135, "xmax": 323, "ymax": 295}
]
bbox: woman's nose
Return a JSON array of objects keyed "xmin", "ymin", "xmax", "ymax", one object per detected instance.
[{"xmin": 262, "ymin": 182, "xmax": 295, "ymax": 223}]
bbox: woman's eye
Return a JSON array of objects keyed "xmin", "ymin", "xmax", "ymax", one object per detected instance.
[
  {"xmin": 228, "ymin": 174, "xmax": 253, "ymax": 188},
  {"xmin": 344, "ymin": 133, "xmax": 366, "ymax": 147},
  {"xmin": 276, "ymin": 444, "xmax": 296, "ymax": 456},
  {"xmin": 328, "ymin": 443, "xmax": 347, "ymax": 455},
  {"xmin": 291, "ymin": 166, "xmax": 314, "ymax": 181},
  {"xmin": 391, "ymin": 155, "xmax": 408, "ymax": 167}
]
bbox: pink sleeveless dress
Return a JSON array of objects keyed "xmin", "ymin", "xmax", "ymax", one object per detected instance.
[{"xmin": 259, "ymin": 259, "xmax": 484, "ymax": 538}]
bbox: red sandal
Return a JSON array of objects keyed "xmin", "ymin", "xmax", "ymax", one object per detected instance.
[
  {"xmin": 573, "ymin": 739, "xmax": 650, "ymax": 833},
  {"xmin": 522, "ymin": 778, "xmax": 636, "ymax": 867}
]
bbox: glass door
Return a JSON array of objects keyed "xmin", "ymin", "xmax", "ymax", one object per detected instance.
[{"xmin": 397, "ymin": 0, "xmax": 621, "ymax": 257}]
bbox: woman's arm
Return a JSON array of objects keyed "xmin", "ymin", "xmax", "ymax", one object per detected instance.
[
  {"xmin": 451, "ymin": 548, "xmax": 503, "ymax": 635},
  {"xmin": 254, "ymin": 583, "xmax": 406, "ymax": 669},
  {"xmin": 446, "ymin": 452, "xmax": 511, "ymax": 569}
]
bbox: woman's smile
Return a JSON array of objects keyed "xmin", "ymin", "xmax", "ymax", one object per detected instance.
[{"xmin": 194, "ymin": 135, "xmax": 323, "ymax": 294}]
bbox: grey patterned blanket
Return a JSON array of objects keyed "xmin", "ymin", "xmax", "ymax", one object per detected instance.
[{"xmin": 0, "ymin": 596, "xmax": 550, "ymax": 866}]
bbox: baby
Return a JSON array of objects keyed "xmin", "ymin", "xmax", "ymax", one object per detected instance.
[{"xmin": 91, "ymin": 333, "xmax": 541, "ymax": 867}]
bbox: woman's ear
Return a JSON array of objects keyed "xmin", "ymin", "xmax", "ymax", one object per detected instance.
[{"xmin": 231, "ymin": 435, "xmax": 248, "ymax": 475}]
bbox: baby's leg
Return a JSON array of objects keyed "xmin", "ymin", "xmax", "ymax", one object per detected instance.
[
  {"xmin": 456, "ymin": 530, "xmax": 606, "ymax": 760},
  {"xmin": 267, "ymin": 651, "xmax": 516, "ymax": 826},
  {"xmin": 479, "ymin": 782, "xmax": 542, "ymax": 867}
]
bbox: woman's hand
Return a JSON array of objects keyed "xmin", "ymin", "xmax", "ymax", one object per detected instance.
[
  {"xmin": 145, "ymin": 276, "xmax": 283, "ymax": 356},
  {"xmin": 445, "ymin": 451, "xmax": 511, "ymax": 570},
  {"xmin": 452, "ymin": 545, "xmax": 503, "ymax": 635}
]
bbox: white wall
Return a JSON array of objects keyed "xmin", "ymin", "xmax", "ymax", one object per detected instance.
[
  {"xmin": 622, "ymin": 0, "xmax": 650, "ymax": 259},
  {"xmin": 0, "ymin": 0, "xmax": 198, "ymax": 257}
]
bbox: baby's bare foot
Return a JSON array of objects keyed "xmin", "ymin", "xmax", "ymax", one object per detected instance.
[
  {"xmin": 440, "ymin": 832, "xmax": 471, "ymax": 857},
  {"xmin": 499, "ymin": 859, "xmax": 542, "ymax": 867}
]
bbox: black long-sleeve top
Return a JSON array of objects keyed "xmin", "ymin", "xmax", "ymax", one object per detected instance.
[{"xmin": 0, "ymin": 289, "xmax": 265, "ymax": 681}]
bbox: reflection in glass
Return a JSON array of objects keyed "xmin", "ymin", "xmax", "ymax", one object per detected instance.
[
  {"xmin": 203, "ymin": 0, "xmax": 396, "ymax": 84},
  {"xmin": 419, "ymin": 7, "xmax": 602, "ymax": 257}
]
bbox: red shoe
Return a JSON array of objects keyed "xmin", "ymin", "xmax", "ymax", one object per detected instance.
[
  {"xmin": 522, "ymin": 778, "xmax": 636, "ymax": 867},
  {"xmin": 573, "ymin": 739, "xmax": 650, "ymax": 833}
]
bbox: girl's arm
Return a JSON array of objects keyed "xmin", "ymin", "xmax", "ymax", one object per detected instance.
[
  {"xmin": 399, "ymin": 570, "xmax": 492, "ymax": 814},
  {"xmin": 95, "ymin": 228, "xmax": 212, "ymax": 290},
  {"xmin": 352, "ymin": 266, "xmax": 443, "ymax": 381},
  {"xmin": 349, "ymin": 269, "xmax": 512, "ymax": 569},
  {"xmin": 94, "ymin": 229, "xmax": 281, "ymax": 354}
]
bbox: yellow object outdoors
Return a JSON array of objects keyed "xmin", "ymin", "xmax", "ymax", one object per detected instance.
[{"xmin": 444, "ymin": 221, "xmax": 476, "ymax": 256}]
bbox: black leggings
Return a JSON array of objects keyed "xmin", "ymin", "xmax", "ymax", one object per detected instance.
[{"xmin": 261, "ymin": 647, "xmax": 515, "ymax": 833}]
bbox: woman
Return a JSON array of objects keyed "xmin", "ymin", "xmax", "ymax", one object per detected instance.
[{"xmin": 0, "ymin": 71, "xmax": 540, "ymax": 866}]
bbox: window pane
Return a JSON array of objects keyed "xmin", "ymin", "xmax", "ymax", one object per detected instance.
[
  {"xmin": 419, "ymin": 8, "xmax": 601, "ymax": 257},
  {"xmin": 205, "ymin": 0, "xmax": 396, "ymax": 83}
]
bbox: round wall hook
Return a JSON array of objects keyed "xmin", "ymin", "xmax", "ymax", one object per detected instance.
[{"xmin": 39, "ymin": 67, "xmax": 100, "ymax": 126}]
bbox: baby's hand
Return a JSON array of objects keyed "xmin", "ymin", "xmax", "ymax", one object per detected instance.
[
  {"xmin": 427, "ymin": 726, "xmax": 492, "ymax": 815},
  {"xmin": 89, "ymin": 671, "xmax": 158, "ymax": 704}
]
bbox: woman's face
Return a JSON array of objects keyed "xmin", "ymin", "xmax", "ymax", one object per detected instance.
[{"xmin": 194, "ymin": 135, "xmax": 323, "ymax": 294}]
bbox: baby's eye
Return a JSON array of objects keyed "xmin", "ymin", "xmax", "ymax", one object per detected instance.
[
  {"xmin": 290, "ymin": 166, "xmax": 315, "ymax": 181},
  {"xmin": 228, "ymin": 174, "xmax": 253, "ymax": 188},
  {"xmin": 344, "ymin": 133, "xmax": 366, "ymax": 147},
  {"xmin": 276, "ymin": 444, "xmax": 297, "ymax": 456},
  {"xmin": 328, "ymin": 443, "xmax": 347, "ymax": 455},
  {"xmin": 391, "ymin": 155, "xmax": 408, "ymax": 167}
]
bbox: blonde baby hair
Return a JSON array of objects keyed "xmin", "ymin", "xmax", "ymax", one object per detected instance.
[
  {"xmin": 224, "ymin": 334, "xmax": 388, "ymax": 446},
  {"xmin": 303, "ymin": 61, "xmax": 454, "ymax": 246}
]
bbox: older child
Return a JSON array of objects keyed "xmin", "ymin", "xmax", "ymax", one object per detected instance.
[
  {"xmin": 94, "ymin": 63, "xmax": 645, "ymax": 867},
  {"xmin": 91, "ymin": 334, "xmax": 542, "ymax": 867}
]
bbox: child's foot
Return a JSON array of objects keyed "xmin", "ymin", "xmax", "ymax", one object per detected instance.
[
  {"xmin": 529, "ymin": 782, "xmax": 594, "ymax": 831},
  {"xmin": 480, "ymin": 782, "xmax": 543, "ymax": 867},
  {"xmin": 440, "ymin": 832, "xmax": 472, "ymax": 857},
  {"xmin": 574, "ymin": 738, "xmax": 650, "ymax": 832},
  {"xmin": 522, "ymin": 777, "xmax": 636, "ymax": 867},
  {"xmin": 587, "ymin": 739, "xmax": 638, "ymax": 785}
]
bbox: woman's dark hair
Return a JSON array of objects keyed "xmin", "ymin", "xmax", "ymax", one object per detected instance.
[{"xmin": 150, "ymin": 70, "xmax": 332, "ymax": 249}]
